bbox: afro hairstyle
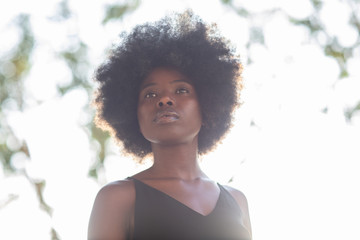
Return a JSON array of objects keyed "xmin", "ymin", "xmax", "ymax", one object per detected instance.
[{"xmin": 93, "ymin": 10, "xmax": 242, "ymax": 161}]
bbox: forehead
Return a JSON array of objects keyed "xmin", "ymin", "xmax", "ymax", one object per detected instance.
[{"xmin": 140, "ymin": 68, "xmax": 193, "ymax": 89}]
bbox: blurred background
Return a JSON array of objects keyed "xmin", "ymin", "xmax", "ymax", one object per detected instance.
[{"xmin": 1, "ymin": 0, "xmax": 359, "ymax": 239}]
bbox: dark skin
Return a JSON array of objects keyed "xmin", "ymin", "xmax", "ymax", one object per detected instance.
[{"xmin": 88, "ymin": 68, "xmax": 252, "ymax": 240}]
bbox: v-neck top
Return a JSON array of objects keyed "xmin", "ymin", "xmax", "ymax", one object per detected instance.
[{"xmin": 129, "ymin": 177, "xmax": 251, "ymax": 240}]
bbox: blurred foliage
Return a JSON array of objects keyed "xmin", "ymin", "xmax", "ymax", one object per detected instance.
[
  {"xmin": 0, "ymin": 0, "xmax": 140, "ymax": 174},
  {"xmin": 221, "ymin": 0, "xmax": 360, "ymax": 120},
  {"xmin": 50, "ymin": 0, "xmax": 72, "ymax": 21},
  {"xmin": 0, "ymin": 14, "xmax": 33, "ymax": 173},
  {"xmin": 221, "ymin": 0, "xmax": 250, "ymax": 17},
  {"xmin": 102, "ymin": 0, "xmax": 140, "ymax": 24},
  {"xmin": 0, "ymin": 194, "xmax": 18, "ymax": 210},
  {"xmin": 345, "ymin": 102, "xmax": 360, "ymax": 120},
  {"xmin": 57, "ymin": 41, "xmax": 92, "ymax": 94},
  {"xmin": 88, "ymin": 122, "xmax": 110, "ymax": 179},
  {"xmin": 0, "ymin": 0, "xmax": 140, "ymax": 238}
]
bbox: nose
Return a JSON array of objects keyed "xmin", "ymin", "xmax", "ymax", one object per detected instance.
[{"xmin": 157, "ymin": 96, "xmax": 174, "ymax": 107}]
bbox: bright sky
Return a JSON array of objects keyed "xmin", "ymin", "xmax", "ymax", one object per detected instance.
[{"xmin": 1, "ymin": 0, "xmax": 360, "ymax": 240}]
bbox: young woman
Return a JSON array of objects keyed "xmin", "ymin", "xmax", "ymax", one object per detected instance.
[{"xmin": 88, "ymin": 10, "xmax": 252, "ymax": 240}]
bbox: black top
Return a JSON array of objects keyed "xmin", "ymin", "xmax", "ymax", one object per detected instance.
[{"xmin": 129, "ymin": 177, "xmax": 251, "ymax": 240}]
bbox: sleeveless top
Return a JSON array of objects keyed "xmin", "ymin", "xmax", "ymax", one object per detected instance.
[{"xmin": 129, "ymin": 177, "xmax": 251, "ymax": 240}]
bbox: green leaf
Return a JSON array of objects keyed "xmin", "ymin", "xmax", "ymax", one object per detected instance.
[
  {"xmin": 220, "ymin": 0, "xmax": 232, "ymax": 5},
  {"xmin": 345, "ymin": 101, "xmax": 360, "ymax": 121},
  {"xmin": 310, "ymin": 0, "xmax": 323, "ymax": 10},
  {"xmin": 289, "ymin": 16, "xmax": 323, "ymax": 34},
  {"xmin": 102, "ymin": 0, "xmax": 140, "ymax": 25}
]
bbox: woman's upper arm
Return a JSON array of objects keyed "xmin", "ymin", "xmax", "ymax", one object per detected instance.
[{"xmin": 88, "ymin": 180, "xmax": 135, "ymax": 240}]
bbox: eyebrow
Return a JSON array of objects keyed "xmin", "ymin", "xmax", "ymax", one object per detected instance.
[{"xmin": 140, "ymin": 79, "xmax": 192, "ymax": 90}]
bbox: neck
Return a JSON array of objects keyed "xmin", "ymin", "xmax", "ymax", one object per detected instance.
[{"xmin": 149, "ymin": 140, "xmax": 205, "ymax": 180}]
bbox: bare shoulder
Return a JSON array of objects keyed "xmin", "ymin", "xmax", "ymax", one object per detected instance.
[
  {"xmin": 92, "ymin": 179, "xmax": 136, "ymax": 211},
  {"xmin": 88, "ymin": 179, "xmax": 135, "ymax": 240},
  {"xmin": 222, "ymin": 185, "xmax": 249, "ymax": 210},
  {"xmin": 97, "ymin": 179, "xmax": 135, "ymax": 201},
  {"xmin": 223, "ymin": 185, "xmax": 252, "ymax": 238}
]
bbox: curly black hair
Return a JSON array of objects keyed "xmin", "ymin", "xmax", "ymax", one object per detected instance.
[{"xmin": 93, "ymin": 10, "xmax": 242, "ymax": 161}]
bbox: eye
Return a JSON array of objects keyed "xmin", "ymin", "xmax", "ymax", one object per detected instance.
[
  {"xmin": 144, "ymin": 92, "xmax": 157, "ymax": 98},
  {"xmin": 176, "ymin": 88, "xmax": 189, "ymax": 94}
]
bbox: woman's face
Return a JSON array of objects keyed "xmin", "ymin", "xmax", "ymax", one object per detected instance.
[{"xmin": 137, "ymin": 67, "xmax": 202, "ymax": 147}]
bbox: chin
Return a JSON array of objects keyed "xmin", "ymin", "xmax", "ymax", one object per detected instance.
[{"xmin": 146, "ymin": 132, "xmax": 200, "ymax": 147}]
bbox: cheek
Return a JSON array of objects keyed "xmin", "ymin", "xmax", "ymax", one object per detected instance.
[
  {"xmin": 137, "ymin": 107, "xmax": 144, "ymax": 131},
  {"xmin": 137, "ymin": 106, "xmax": 151, "ymax": 135},
  {"xmin": 185, "ymin": 101, "xmax": 202, "ymax": 128},
  {"xmin": 196, "ymin": 109, "xmax": 203, "ymax": 128},
  {"xmin": 196, "ymin": 103, "xmax": 202, "ymax": 122}
]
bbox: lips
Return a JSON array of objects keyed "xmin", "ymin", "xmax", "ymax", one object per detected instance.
[{"xmin": 154, "ymin": 109, "xmax": 179, "ymax": 124}]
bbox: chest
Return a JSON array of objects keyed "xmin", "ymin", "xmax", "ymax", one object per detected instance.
[
  {"xmin": 131, "ymin": 179, "xmax": 251, "ymax": 240},
  {"xmin": 143, "ymin": 180, "xmax": 220, "ymax": 216}
]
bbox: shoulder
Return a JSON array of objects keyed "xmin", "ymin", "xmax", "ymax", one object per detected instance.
[
  {"xmin": 222, "ymin": 185, "xmax": 249, "ymax": 210},
  {"xmin": 92, "ymin": 179, "xmax": 136, "ymax": 216},
  {"xmin": 97, "ymin": 179, "xmax": 135, "ymax": 200},
  {"xmin": 92, "ymin": 179, "xmax": 136, "ymax": 211},
  {"xmin": 222, "ymin": 185, "xmax": 252, "ymax": 237},
  {"xmin": 88, "ymin": 179, "xmax": 135, "ymax": 240}
]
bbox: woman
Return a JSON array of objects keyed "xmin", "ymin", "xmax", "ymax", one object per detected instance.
[{"xmin": 88, "ymin": 10, "xmax": 252, "ymax": 240}]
